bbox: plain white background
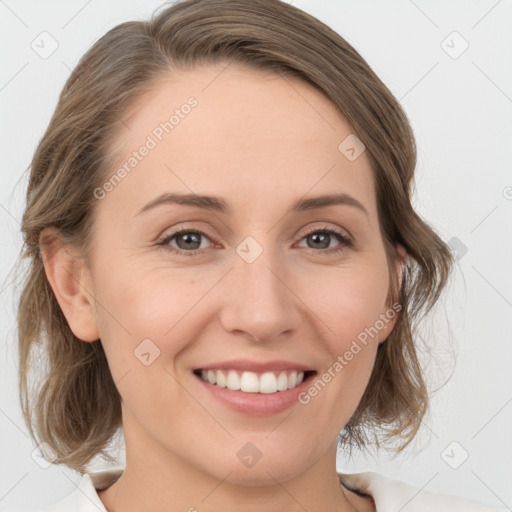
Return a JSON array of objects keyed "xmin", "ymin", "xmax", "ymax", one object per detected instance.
[{"xmin": 1, "ymin": 0, "xmax": 511, "ymax": 510}]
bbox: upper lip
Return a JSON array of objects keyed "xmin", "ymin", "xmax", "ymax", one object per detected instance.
[{"xmin": 195, "ymin": 359, "xmax": 315, "ymax": 373}]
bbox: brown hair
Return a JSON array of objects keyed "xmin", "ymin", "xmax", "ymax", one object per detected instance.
[{"xmin": 17, "ymin": 0, "xmax": 454, "ymax": 474}]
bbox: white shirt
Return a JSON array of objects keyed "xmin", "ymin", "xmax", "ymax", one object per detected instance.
[{"xmin": 37, "ymin": 468, "xmax": 507, "ymax": 511}]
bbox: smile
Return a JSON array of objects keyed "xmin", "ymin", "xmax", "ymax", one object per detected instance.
[
  {"xmin": 194, "ymin": 369, "xmax": 315, "ymax": 394},
  {"xmin": 192, "ymin": 359, "xmax": 318, "ymax": 416}
]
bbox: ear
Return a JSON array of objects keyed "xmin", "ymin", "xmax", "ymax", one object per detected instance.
[
  {"xmin": 39, "ymin": 228, "xmax": 100, "ymax": 342},
  {"xmin": 378, "ymin": 242, "xmax": 407, "ymax": 343}
]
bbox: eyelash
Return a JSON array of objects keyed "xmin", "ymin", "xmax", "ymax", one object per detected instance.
[{"xmin": 156, "ymin": 225, "xmax": 354, "ymax": 257}]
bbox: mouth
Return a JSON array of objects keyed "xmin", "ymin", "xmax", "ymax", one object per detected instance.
[
  {"xmin": 191, "ymin": 359, "xmax": 318, "ymax": 416},
  {"xmin": 193, "ymin": 368, "xmax": 317, "ymax": 394}
]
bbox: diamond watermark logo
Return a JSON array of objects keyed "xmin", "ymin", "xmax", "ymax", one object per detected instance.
[
  {"xmin": 237, "ymin": 442, "xmax": 263, "ymax": 468},
  {"xmin": 338, "ymin": 134, "xmax": 365, "ymax": 161},
  {"xmin": 134, "ymin": 338, "xmax": 161, "ymax": 366},
  {"xmin": 441, "ymin": 441, "xmax": 469, "ymax": 469},
  {"xmin": 31, "ymin": 31, "xmax": 59, "ymax": 59},
  {"xmin": 441, "ymin": 31, "xmax": 469, "ymax": 59},
  {"xmin": 236, "ymin": 236, "xmax": 263, "ymax": 264}
]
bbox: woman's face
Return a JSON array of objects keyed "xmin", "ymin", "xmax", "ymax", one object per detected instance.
[{"xmin": 83, "ymin": 63, "xmax": 401, "ymax": 484}]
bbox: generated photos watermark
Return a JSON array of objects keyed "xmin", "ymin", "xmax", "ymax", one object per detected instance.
[
  {"xmin": 94, "ymin": 96, "xmax": 198, "ymax": 200},
  {"xmin": 298, "ymin": 302, "xmax": 402, "ymax": 405}
]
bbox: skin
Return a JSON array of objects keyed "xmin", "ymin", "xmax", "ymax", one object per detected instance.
[{"xmin": 41, "ymin": 62, "xmax": 406, "ymax": 512}]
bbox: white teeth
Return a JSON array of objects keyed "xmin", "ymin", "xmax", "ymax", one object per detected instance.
[
  {"xmin": 240, "ymin": 371, "xmax": 259, "ymax": 392},
  {"xmin": 198, "ymin": 369, "xmax": 306, "ymax": 393},
  {"xmin": 216, "ymin": 370, "xmax": 227, "ymax": 388},
  {"xmin": 276, "ymin": 372, "xmax": 288, "ymax": 391},
  {"xmin": 226, "ymin": 370, "xmax": 241, "ymax": 390},
  {"xmin": 259, "ymin": 372, "xmax": 277, "ymax": 393}
]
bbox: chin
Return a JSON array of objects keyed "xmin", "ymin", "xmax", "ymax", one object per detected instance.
[{"xmin": 202, "ymin": 447, "xmax": 312, "ymax": 487}]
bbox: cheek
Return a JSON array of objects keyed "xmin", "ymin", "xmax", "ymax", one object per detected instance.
[
  {"xmin": 307, "ymin": 261, "xmax": 390, "ymax": 347},
  {"xmin": 300, "ymin": 261, "xmax": 390, "ymax": 406},
  {"xmin": 92, "ymin": 263, "xmax": 206, "ymax": 372},
  {"xmin": 91, "ymin": 269, "xmax": 200, "ymax": 420}
]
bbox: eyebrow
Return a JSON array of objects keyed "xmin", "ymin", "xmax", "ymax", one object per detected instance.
[{"xmin": 134, "ymin": 192, "xmax": 369, "ymax": 217}]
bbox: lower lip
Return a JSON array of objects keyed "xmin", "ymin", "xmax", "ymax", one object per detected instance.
[{"xmin": 193, "ymin": 372, "xmax": 315, "ymax": 416}]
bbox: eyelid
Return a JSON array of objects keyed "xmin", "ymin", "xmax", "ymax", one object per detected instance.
[
  {"xmin": 155, "ymin": 222, "xmax": 217, "ymax": 244},
  {"xmin": 156, "ymin": 222, "xmax": 354, "ymax": 256},
  {"xmin": 156, "ymin": 226, "xmax": 218, "ymax": 252},
  {"xmin": 299, "ymin": 223, "xmax": 352, "ymax": 242}
]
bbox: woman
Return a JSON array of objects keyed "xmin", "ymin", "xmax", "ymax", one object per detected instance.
[{"xmin": 17, "ymin": 0, "xmax": 505, "ymax": 510}]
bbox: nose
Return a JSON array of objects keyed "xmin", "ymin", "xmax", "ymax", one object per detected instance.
[{"xmin": 218, "ymin": 242, "xmax": 302, "ymax": 343}]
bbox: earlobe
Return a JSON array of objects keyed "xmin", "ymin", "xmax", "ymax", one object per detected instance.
[{"xmin": 39, "ymin": 228, "xmax": 99, "ymax": 342}]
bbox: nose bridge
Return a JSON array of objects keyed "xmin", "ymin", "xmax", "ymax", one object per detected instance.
[
  {"xmin": 240, "ymin": 243, "xmax": 282, "ymax": 299},
  {"xmin": 219, "ymin": 234, "xmax": 298, "ymax": 341}
]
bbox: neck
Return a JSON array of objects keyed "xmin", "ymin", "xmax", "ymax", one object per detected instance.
[{"xmin": 98, "ymin": 428, "xmax": 366, "ymax": 512}]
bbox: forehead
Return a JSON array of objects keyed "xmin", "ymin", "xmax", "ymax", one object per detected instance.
[{"xmin": 104, "ymin": 62, "xmax": 377, "ymax": 221}]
